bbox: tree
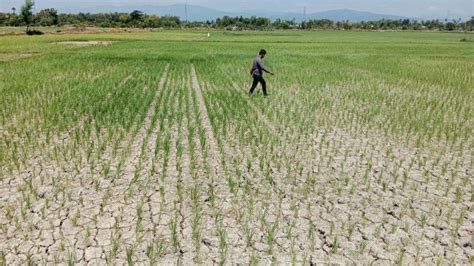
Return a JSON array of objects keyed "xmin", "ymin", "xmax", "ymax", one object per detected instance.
[
  {"xmin": 129, "ymin": 10, "xmax": 144, "ymax": 27},
  {"xmin": 21, "ymin": 0, "xmax": 34, "ymax": 32},
  {"xmin": 144, "ymin": 15, "xmax": 160, "ymax": 28},
  {"xmin": 12, "ymin": 7, "xmax": 16, "ymax": 14},
  {"xmin": 35, "ymin": 8, "xmax": 58, "ymax": 26},
  {"xmin": 119, "ymin": 14, "xmax": 129, "ymax": 26},
  {"xmin": 444, "ymin": 22, "xmax": 456, "ymax": 31},
  {"xmin": 130, "ymin": 10, "xmax": 143, "ymax": 21},
  {"xmin": 160, "ymin": 16, "xmax": 181, "ymax": 28}
]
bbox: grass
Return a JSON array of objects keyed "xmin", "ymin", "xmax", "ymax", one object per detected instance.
[{"xmin": 0, "ymin": 29, "xmax": 472, "ymax": 264}]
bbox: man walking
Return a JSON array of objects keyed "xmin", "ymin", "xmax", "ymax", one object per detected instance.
[{"xmin": 249, "ymin": 49, "xmax": 274, "ymax": 97}]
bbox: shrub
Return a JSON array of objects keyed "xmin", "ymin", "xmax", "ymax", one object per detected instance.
[{"xmin": 26, "ymin": 29, "xmax": 44, "ymax": 35}]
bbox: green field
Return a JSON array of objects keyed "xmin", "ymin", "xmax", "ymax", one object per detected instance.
[{"xmin": 0, "ymin": 30, "xmax": 473, "ymax": 264}]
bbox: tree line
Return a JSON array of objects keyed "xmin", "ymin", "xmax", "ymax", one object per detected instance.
[
  {"xmin": 1, "ymin": 0, "xmax": 473, "ymax": 32},
  {"xmin": 0, "ymin": 5, "xmax": 181, "ymax": 30},
  {"xmin": 205, "ymin": 16, "xmax": 473, "ymax": 31}
]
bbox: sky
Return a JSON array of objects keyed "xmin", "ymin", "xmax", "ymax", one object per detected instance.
[{"xmin": 1, "ymin": 0, "xmax": 473, "ymax": 19}]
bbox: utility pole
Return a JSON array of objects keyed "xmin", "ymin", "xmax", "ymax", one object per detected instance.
[
  {"xmin": 471, "ymin": 16, "xmax": 473, "ymax": 31},
  {"xmin": 185, "ymin": 1, "xmax": 188, "ymax": 23},
  {"xmin": 445, "ymin": 10, "xmax": 450, "ymax": 22}
]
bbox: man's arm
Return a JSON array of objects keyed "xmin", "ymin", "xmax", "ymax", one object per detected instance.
[{"xmin": 257, "ymin": 58, "xmax": 272, "ymax": 74}]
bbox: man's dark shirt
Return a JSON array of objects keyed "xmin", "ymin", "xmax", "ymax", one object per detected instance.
[{"xmin": 251, "ymin": 56, "xmax": 270, "ymax": 76}]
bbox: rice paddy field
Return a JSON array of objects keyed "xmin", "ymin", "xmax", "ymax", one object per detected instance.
[{"xmin": 0, "ymin": 30, "xmax": 473, "ymax": 264}]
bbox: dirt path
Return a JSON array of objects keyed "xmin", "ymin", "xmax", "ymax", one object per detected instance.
[
  {"xmin": 175, "ymin": 79, "xmax": 195, "ymax": 264},
  {"xmin": 190, "ymin": 65, "xmax": 223, "ymax": 178},
  {"xmin": 184, "ymin": 74, "xmax": 217, "ymax": 264}
]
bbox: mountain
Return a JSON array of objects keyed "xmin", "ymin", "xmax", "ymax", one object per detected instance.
[
  {"xmin": 59, "ymin": 4, "xmax": 234, "ymax": 22},
  {"xmin": 311, "ymin": 9, "xmax": 405, "ymax": 21},
  {"xmin": 57, "ymin": 4, "xmax": 409, "ymax": 22}
]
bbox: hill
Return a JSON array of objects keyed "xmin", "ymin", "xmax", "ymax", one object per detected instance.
[{"xmin": 58, "ymin": 4, "xmax": 408, "ymax": 22}]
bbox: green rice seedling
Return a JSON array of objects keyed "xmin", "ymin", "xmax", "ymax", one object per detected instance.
[
  {"xmin": 25, "ymin": 252, "xmax": 33, "ymax": 265},
  {"xmin": 453, "ymin": 208, "xmax": 467, "ymax": 235},
  {"xmin": 358, "ymin": 240, "xmax": 368, "ymax": 254},
  {"xmin": 396, "ymin": 248, "xmax": 405, "ymax": 266},
  {"xmin": 286, "ymin": 220, "xmax": 295, "ymax": 239},
  {"xmin": 208, "ymin": 181, "xmax": 216, "ymax": 208},
  {"xmin": 0, "ymin": 249, "xmax": 6, "ymax": 265},
  {"xmin": 176, "ymin": 180, "xmax": 184, "ymax": 203},
  {"xmin": 331, "ymin": 236, "xmax": 340, "ymax": 254},
  {"xmin": 455, "ymin": 187, "xmax": 463, "ymax": 203},
  {"xmin": 0, "ymin": 224, "xmax": 6, "ymax": 235},
  {"xmin": 390, "ymin": 224, "xmax": 398, "ymax": 234},
  {"xmin": 106, "ymin": 233, "xmax": 121, "ymax": 264},
  {"xmin": 155, "ymin": 239, "xmax": 167, "ymax": 258},
  {"xmin": 170, "ymin": 217, "xmax": 178, "ymax": 253},
  {"xmin": 244, "ymin": 222, "xmax": 255, "ymax": 248},
  {"xmin": 329, "ymin": 221, "xmax": 335, "ymax": 237},
  {"xmin": 308, "ymin": 221, "xmax": 316, "ymax": 252},
  {"xmin": 145, "ymin": 243, "xmax": 156, "ymax": 264},
  {"xmin": 444, "ymin": 182, "xmax": 453, "ymax": 197},
  {"xmin": 347, "ymin": 222, "xmax": 357, "ymax": 240},
  {"xmin": 266, "ymin": 221, "xmax": 278, "ymax": 255},
  {"xmin": 59, "ymin": 238, "xmax": 65, "ymax": 252},
  {"xmin": 71, "ymin": 209, "xmax": 80, "ymax": 227},
  {"xmin": 126, "ymin": 246, "xmax": 134, "ymax": 266},
  {"xmin": 402, "ymin": 171, "xmax": 409, "ymax": 190},
  {"xmin": 91, "ymin": 214, "xmax": 98, "ymax": 226},
  {"xmin": 192, "ymin": 214, "xmax": 202, "ymax": 261},
  {"xmin": 218, "ymin": 226, "xmax": 228, "ymax": 264},
  {"xmin": 136, "ymin": 199, "xmax": 144, "ymax": 233},
  {"xmin": 84, "ymin": 227, "xmax": 91, "ymax": 247},
  {"xmin": 421, "ymin": 213, "xmax": 428, "ymax": 229},
  {"xmin": 67, "ymin": 252, "xmax": 75, "ymax": 266}
]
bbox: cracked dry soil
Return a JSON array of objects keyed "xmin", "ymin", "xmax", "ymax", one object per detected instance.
[{"xmin": 0, "ymin": 64, "xmax": 472, "ymax": 265}]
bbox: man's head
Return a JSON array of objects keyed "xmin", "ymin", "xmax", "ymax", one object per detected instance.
[{"xmin": 259, "ymin": 49, "xmax": 267, "ymax": 58}]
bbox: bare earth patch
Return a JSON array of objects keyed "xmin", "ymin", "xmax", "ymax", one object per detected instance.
[
  {"xmin": 57, "ymin": 41, "xmax": 113, "ymax": 47},
  {"xmin": 0, "ymin": 53, "xmax": 34, "ymax": 61}
]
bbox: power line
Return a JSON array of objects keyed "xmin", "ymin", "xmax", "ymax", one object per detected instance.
[
  {"xmin": 185, "ymin": 1, "xmax": 188, "ymax": 23},
  {"xmin": 445, "ymin": 10, "xmax": 450, "ymax": 22},
  {"xmin": 303, "ymin": 6, "xmax": 306, "ymax": 22}
]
